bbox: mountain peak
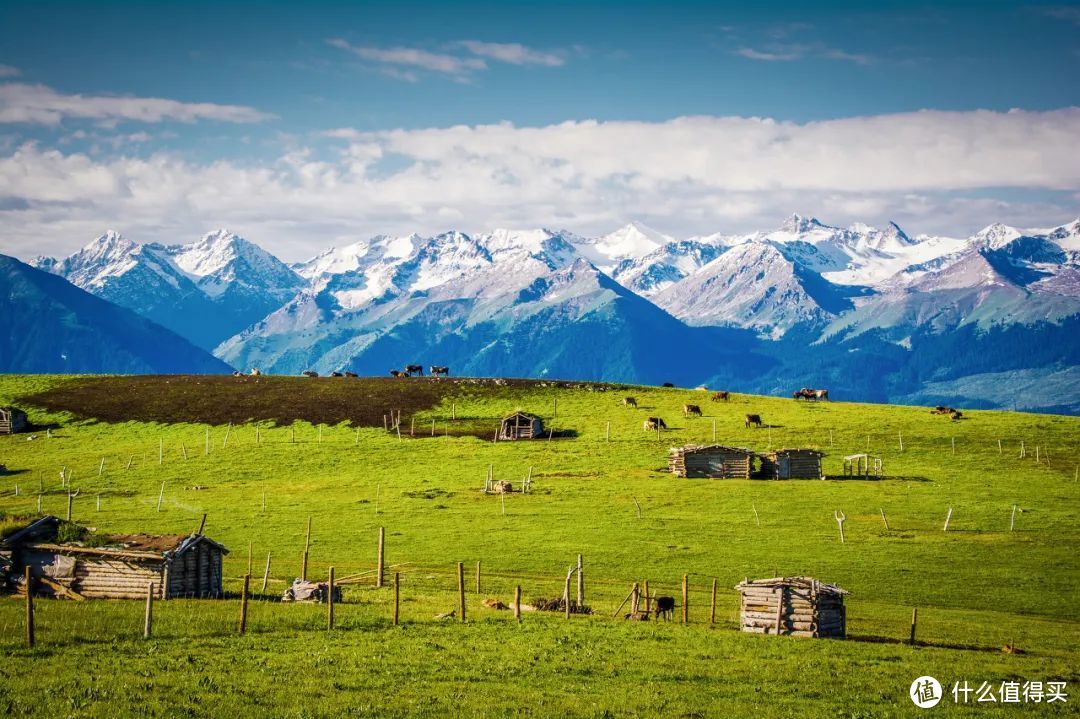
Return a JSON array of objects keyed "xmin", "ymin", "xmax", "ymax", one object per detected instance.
[
  {"xmin": 779, "ymin": 213, "xmax": 825, "ymax": 234},
  {"xmin": 973, "ymin": 222, "xmax": 1022, "ymax": 249}
]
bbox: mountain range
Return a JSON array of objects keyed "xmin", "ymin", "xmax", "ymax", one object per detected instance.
[{"xmin": 17, "ymin": 214, "xmax": 1080, "ymax": 413}]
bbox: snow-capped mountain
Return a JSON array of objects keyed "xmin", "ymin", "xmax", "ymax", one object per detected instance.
[
  {"xmin": 33, "ymin": 230, "xmax": 305, "ymax": 350},
  {"xmin": 1, "ymin": 254, "xmax": 231, "ymax": 374},
  {"xmin": 13, "ymin": 214, "xmax": 1080, "ymax": 413}
]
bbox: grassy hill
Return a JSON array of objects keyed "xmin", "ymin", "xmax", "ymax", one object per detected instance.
[{"xmin": 1, "ymin": 374, "xmax": 1077, "ymax": 717}]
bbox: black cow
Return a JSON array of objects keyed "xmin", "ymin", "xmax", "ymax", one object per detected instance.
[
  {"xmin": 654, "ymin": 595, "xmax": 675, "ymax": 621},
  {"xmin": 344, "ymin": 371, "xmax": 358, "ymax": 378},
  {"xmin": 330, "ymin": 371, "xmax": 343, "ymax": 377},
  {"xmin": 643, "ymin": 417, "xmax": 667, "ymax": 431},
  {"xmin": 745, "ymin": 414, "xmax": 763, "ymax": 428},
  {"xmin": 302, "ymin": 370, "xmax": 319, "ymax": 378},
  {"xmin": 405, "ymin": 364, "xmax": 424, "ymax": 376},
  {"xmin": 683, "ymin": 404, "xmax": 702, "ymax": 417},
  {"xmin": 662, "ymin": 382, "xmax": 675, "ymax": 388},
  {"xmin": 623, "ymin": 397, "xmax": 637, "ymax": 408},
  {"xmin": 430, "ymin": 365, "xmax": 450, "ymax": 377}
]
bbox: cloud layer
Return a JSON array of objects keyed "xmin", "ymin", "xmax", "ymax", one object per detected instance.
[
  {"xmin": 2, "ymin": 108, "xmax": 1078, "ymax": 260},
  {"xmin": 327, "ymin": 38, "xmax": 566, "ymax": 80},
  {"xmin": 0, "ymin": 83, "xmax": 275, "ymax": 125}
]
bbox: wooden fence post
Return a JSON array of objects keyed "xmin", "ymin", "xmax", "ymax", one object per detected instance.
[
  {"xmin": 943, "ymin": 507, "xmax": 953, "ymax": 532},
  {"xmin": 682, "ymin": 574, "xmax": 689, "ymax": 624},
  {"xmin": 643, "ymin": 580, "xmax": 650, "ymax": 613},
  {"xmin": 144, "ymin": 581, "xmax": 154, "ymax": 638},
  {"xmin": 576, "ymin": 554, "xmax": 584, "ymax": 607},
  {"xmin": 376, "ymin": 527, "xmax": 385, "ymax": 588},
  {"xmin": 156, "ymin": 482, "xmax": 165, "ymax": 512},
  {"xmin": 880, "ymin": 508, "xmax": 890, "ymax": 530},
  {"xmin": 457, "ymin": 562, "xmax": 466, "ymax": 622},
  {"xmin": 239, "ymin": 574, "xmax": 250, "ymax": 634},
  {"xmin": 25, "ymin": 567, "xmax": 34, "ymax": 648},
  {"xmin": 393, "ymin": 572, "xmax": 400, "ymax": 626},
  {"xmin": 262, "ymin": 552, "xmax": 271, "ymax": 592},
  {"xmin": 631, "ymin": 582, "xmax": 640, "ymax": 614},
  {"xmin": 564, "ymin": 570, "xmax": 572, "ymax": 619},
  {"xmin": 476, "ymin": 560, "xmax": 481, "ymax": 594},
  {"xmin": 909, "ymin": 607, "xmax": 918, "ymax": 645},
  {"xmin": 302, "ymin": 516, "xmax": 311, "ymax": 582},
  {"xmin": 710, "ymin": 578, "xmax": 718, "ymax": 625},
  {"xmin": 1010, "ymin": 504, "xmax": 1017, "ymax": 531},
  {"xmin": 514, "ymin": 585, "xmax": 521, "ymax": 621},
  {"xmin": 327, "ymin": 567, "xmax": 335, "ymax": 630},
  {"xmin": 67, "ymin": 492, "xmax": 73, "ymax": 522}
]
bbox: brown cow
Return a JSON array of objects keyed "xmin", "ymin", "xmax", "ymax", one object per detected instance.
[
  {"xmin": 344, "ymin": 371, "xmax": 358, "ymax": 378},
  {"xmin": 643, "ymin": 417, "xmax": 667, "ymax": 431},
  {"xmin": 623, "ymin": 397, "xmax": 637, "ymax": 408},
  {"xmin": 711, "ymin": 391, "xmax": 730, "ymax": 402},
  {"xmin": 389, "ymin": 370, "xmax": 406, "ymax": 378},
  {"xmin": 683, "ymin": 404, "xmax": 702, "ymax": 417},
  {"xmin": 745, "ymin": 414, "xmax": 763, "ymax": 428},
  {"xmin": 301, "ymin": 370, "xmax": 319, "ymax": 378}
]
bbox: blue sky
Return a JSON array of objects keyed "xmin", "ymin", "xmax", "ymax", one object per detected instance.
[{"xmin": 1, "ymin": 0, "xmax": 1078, "ymax": 260}]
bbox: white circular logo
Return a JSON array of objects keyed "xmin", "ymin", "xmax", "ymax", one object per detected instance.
[{"xmin": 910, "ymin": 676, "xmax": 943, "ymax": 708}]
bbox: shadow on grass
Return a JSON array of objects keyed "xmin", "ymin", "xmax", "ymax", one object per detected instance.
[{"xmin": 852, "ymin": 633, "xmax": 1010, "ymax": 654}]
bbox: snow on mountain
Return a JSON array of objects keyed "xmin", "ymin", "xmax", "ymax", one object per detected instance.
[
  {"xmin": 570, "ymin": 222, "xmax": 672, "ymax": 272},
  {"xmin": 653, "ymin": 240, "xmax": 859, "ymax": 338},
  {"xmin": 610, "ymin": 240, "xmax": 727, "ymax": 296},
  {"xmin": 34, "ymin": 229, "xmax": 304, "ymax": 351}
]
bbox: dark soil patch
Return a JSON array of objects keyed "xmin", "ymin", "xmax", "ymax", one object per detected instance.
[{"xmin": 21, "ymin": 375, "xmax": 616, "ymax": 433}]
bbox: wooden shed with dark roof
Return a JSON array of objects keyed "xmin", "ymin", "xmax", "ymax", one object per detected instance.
[
  {"xmin": 668, "ymin": 445, "xmax": 755, "ymax": 479},
  {"xmin": 2, "ymin": 516, "xmax": 229, "ymax": 600},
  {"xmin": 499, "ymin": 411, "xmax": 544, "ymax": 440},
  {"xmin": 0, "ymin": 407, "xmax": 28, "ymax": 435},
  {"xmin": 757, "ymin": 449, "xmax": 825, "ymax": 479}
]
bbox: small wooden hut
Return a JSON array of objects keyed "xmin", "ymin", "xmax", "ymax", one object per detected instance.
[
  {"xmin": 668, "ymin": 445, "xmax": 755, "ymax": 479},
  {"xmin": 758, "ymin": 449, "xmax": 825, "ymax": 479},
  {"xmin": 734, "ymin": 576, "xmax": 847, "ymax": 638},
  {"xmin": 2, "ymin": 516, "xmax": 229, "ymax": 599},
  {"xmin": 499, "ymin": 412, "xmax": 544, "ymax": 440},
  {"xmin": 0, "ymin": 407, "xmax": 28, "ymax": 435}
]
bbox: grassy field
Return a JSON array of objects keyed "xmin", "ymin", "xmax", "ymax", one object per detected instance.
[{"xmin": 1, "ymin": 374, "xmax": 1078, "ymax": 717}]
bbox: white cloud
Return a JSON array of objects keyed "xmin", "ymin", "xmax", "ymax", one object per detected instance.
[
  {"xmin": 2, "ymin": 108, "xmax": 1078, "ymax": 260},
  {"xmin": 0, "ymin": 65, "xmax": 20, "ymax": 78},
  {"xmin": 458, "ymin": 41, "xmax": 565, "ymax": 67},
  {"xmin": 0, "ymin": 83, "xmax": 275, "ymax": 126},
  {"xmin": 736, "ymin": 43, "xmax": 872, "ymax": 65},
  {"xmin": 327, "ymin": 38, "xmax": 569, "ymax": 81},
  {"xmin": 327, "ymin": 39, "xmax": 486, "ymax": 78}
]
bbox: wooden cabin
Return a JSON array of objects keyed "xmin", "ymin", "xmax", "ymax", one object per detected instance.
[
  {"xmin": 758, "ymin": 449, "xmax": 825, "ymax": 479},
  {"xmin": 2, "ymin": 516, "xmax": 229, "ymax": 599},
  {"xmin": 499, "ymin": 412, "xmax": 544, "ymax": 440},
  {"xmin": 0, "ymin": 407, "xmax": 29, "ymax": 435},
  {"xmin": 734, "ymin": 576, "xmax": 847, "ymax": 638},
  {"xmin": 668, "ymin": 445, "xmax": 755, "ymax": 479}
]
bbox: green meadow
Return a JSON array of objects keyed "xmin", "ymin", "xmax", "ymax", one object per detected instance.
[{"xmin": 0, "ymin": 374, "xmax": 1077, "ymax": 718}]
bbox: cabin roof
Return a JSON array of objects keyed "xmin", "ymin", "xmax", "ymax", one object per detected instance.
[
  {"xmin": 734, "ymin": 576, "xmax": 848, "ymax": 595},
  {"xmin": 502, "ymin": 411, "xmax": 542, "ymax": 421},
  {"xmin": 764, "ymin": 448, "xmax": 825, "ymax": 457},
  {"xmin": 2, "ymin": 515, "xmax": 228, "ymax": 558},
  {"xmin": 669, "ymin": 444, "xmax": 754, "ymax": 456}
]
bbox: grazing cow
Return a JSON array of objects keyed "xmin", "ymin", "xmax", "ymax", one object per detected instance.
[
  {"xmin": 231, "ymin": 370, "xmax": 243, "ymax": 377},
  {"xmin": 389, "ymin": 370, "xmax": 406, "ymax": 378},
  {"xmin": 662, "ymin": 382, "xmax": 675, "ymax": 388},
  {"xmin": 683, "ymin": 404, "xmax": 702, "ymax": 417},
  {"xmin": 302, "ymin": 370, "xmax": 319, "ymax": 378},
  {"xmin": 745, "ymin": 414, "xmax": 763, "ymax": 428},
  {"xmin": 815, "ymin": 389, "xmax": 830, "ymax": 401},
  {"xmin": 430, "ymin": 365, "xmax": 450, "ymax": 377},
  {"xmin": 711, "ymin": 391, "xmax": 730, "ymax": 402},
  {"xmin": 643, "ymin": 417, "xmax": 667, "ymax": 431},
  {"xmin": 654, "ymin": 595, "xmax": 675, "ymax": 621},
  {"xmin": 330, "ymin": 371, "xmax": 343, "ymax": 377},
  {"xmin": 930, "ymin": 406, "xmax": 956, "ymax": 415},
  {"xmin": 344, "ymin": 371, "xmax": 358, "ymax": 378},
  {"xmin": 405, "ymin": 364, "xmax": 424, "ymax": 376},
  {"xmin": 623, "ymin": 397, "xmax": 638, "ymax": 408},
  {"xmin": 250, "ymin": 368, "xmax": 262, "ymax": 376},
  {"xmin": 950, "ymin": 410, "xmax": 963, "ymax": 420}
]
